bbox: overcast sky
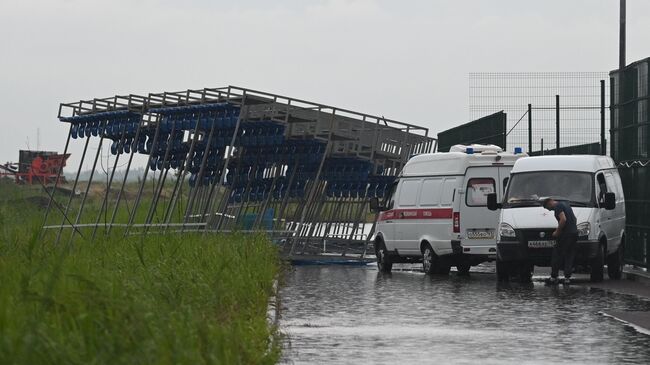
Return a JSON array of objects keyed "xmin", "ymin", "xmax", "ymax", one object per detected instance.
[{"xmin": 1, "ymin": 0, "xmax": 649, "ymax": 168}]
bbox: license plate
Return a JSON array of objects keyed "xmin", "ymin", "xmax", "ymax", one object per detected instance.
[
  {"xmin": 467, "ymin": 229, "xmax": 495, "ymax": 239},
  {"xmin": 528, "ymin": 240, "xmax": 556, "ymax": 248}
]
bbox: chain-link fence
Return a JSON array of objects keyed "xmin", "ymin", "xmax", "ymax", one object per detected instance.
[{"xmin": 470, "ymin": 72, "xmax": 608, "ymax": 155}]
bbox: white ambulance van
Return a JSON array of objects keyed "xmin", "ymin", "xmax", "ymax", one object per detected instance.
[
  {"xmin": 369, "ymin": 144, "xmax": 527, "ymax": 274},
  {"xmin": 487, "ymin": 155, "xmax": 626, "ymax": 283}
]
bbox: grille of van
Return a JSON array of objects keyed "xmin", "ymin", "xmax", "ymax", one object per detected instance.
[{"xmin": 518, "ymin": 229, "xmax": 556, "ymax": 242}]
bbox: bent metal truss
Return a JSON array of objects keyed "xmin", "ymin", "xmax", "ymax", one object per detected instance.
[{"xmin": 43, "ymin": 86, "xmax": 435, "ymax": 260}]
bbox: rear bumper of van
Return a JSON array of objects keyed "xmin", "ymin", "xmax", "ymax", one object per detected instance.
[
  {"xmin": 453, "ymin": 240, "xmax": 497, "ymax": 264},
  {"xmin": 497, "ymin": 238, "xmax": 598, "ymax": 266}
]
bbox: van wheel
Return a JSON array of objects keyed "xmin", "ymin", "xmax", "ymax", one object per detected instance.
[
  {"xmin": 607, "ymin": 239, "xmax": 624, "ymax": 280},
  {"xmin": 423, "ymin": 243, "xmax": 450, "ymax": 275},
  {"xmin": 375, "ymin": 239, "xmax": 393, "ymax": 273},
  {"xmin": 496, "ymin": 257, "xmax": 510, "ymax": 282},
  {"xmin": 457, "ymin": 261, "xmax": 471, "ymax": 276},
  {"xmin": 422, "ymin": 244, "xmax": 435, "ymax": 275},
  {"xmin": 590, "ymin": 243, "xmax": 605, "ymax": 282}
]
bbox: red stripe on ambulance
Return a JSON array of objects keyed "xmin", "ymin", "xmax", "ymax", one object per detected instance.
[{"xmin": 378, "ymin": 208, "xmax": 453, "ymax": 221}]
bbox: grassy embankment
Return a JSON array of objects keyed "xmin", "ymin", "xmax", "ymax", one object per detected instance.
[{"xmin": 0, "ymin": 181, "xmax": 281, "ymax": 364}]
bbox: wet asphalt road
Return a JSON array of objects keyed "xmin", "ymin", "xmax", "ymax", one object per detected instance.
[{"xmin": 280, "ymin": 265, "xmax": 650, "ymax": 364}]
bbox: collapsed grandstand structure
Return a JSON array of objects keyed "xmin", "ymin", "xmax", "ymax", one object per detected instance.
[{"xmin": 44, "ymin": 86, "xmax": 435, "ymax": 261}]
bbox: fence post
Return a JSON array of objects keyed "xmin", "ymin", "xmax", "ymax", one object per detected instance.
[
  {"xmin": 601, "ymin": 79, "xmax": 606, "ymax": 155},
  {"xmin": 502, "ymin": 113, "xmax": 507, "ymax": 150},
  {"xmin": 528, "ymin": 104, "xmax": 532, "ymax": 154},
  {"xmin": 555, "ymin": 95, "xmax": 560, "ymax": 153}
]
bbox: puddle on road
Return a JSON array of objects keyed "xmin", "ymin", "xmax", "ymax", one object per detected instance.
[{"xmin": 280, "ymin": 265, "xmax": 650, "ymax": 364}]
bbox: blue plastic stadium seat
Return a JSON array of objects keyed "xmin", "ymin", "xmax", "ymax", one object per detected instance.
[
  {"xmin": 91, "ymin": 122, "xmax": 99, "ymax": 137},
  {"xmin": 109, "ymin": 121, "xmax": 119, "ymax": 137},
  {"xmin": 85, "ymin": 122, "xmax": 93, "ymax": 137},
  {"xmin": 149, "ymin": 157, "xmax": 158, "ymax": 171},
  {"xmin": 137, "ymin": 137, "xmax": 146, "ymax": 153},
  {"xmin": 78, "ymin": 123, "xmax": 86, "ymax": 138},
  {"xmin": 110, "ymin": 141, "xmax": 118, "ymax": 155}
]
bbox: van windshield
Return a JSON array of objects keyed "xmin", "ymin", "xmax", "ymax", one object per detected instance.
[{"xmin": 503, "ymin": 171, "xmax": 594, "ymax": 208}]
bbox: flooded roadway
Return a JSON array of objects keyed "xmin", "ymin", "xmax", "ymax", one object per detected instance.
[{"xmin": 280, "ymin": 265, "xmax": 650, "ymax": 364}]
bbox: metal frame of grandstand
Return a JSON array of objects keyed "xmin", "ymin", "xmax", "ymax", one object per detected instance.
[{"xmin": 43, "ymin": 86, "xmax": 436, "ymax": 259}]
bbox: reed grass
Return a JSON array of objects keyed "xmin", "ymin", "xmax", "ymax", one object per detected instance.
[{"xmin": 0, "ymin": 181, "xmax": 281, "ymax": 364}]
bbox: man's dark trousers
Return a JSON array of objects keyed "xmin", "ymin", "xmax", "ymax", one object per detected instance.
[{"xmin": 551, "ymin": 233, "xmax": 578, "ymax": 279}]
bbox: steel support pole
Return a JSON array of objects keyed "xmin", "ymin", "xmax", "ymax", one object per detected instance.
[
  {"xmin": 124, "ymin": 116, "xmax": 162, "ymax": 235},
  {"xmin": 233, "ymin": 165, "xmax": 258, "ymax": 229},
  {"xmin": 200, "ymin": 89, "xmax": 235, "ymax": 225},
  {"xmin": 600, "ymin": 79, "xmax": 606, "ymax": 155},
  {"xmin": 295, "ymin": 181, "xmax": 324, "ymax": 253},
  {"xmin": 555, "ymin": 95, "xmax": 560, "ymax": 153},
  {"xmin": 183, "ymin": 112, "xmax": 218, "ymax": 228},
  {"xmin": 306, "ymin": 190, "xmax": 330, "ymax": 247},
  {"xmin": 283, "ymin": 108, "xmax": 327, "ymax": 239},
  {"xmin": 620, "ymin": 0, "xmax": 626, "ymax": 70},
  {"xmin": 527, "ymin": 103, "xmax": 532, "ymax": 154},
  {"xmin": 92, "ymin": 123, "xmax": 127, "ymax": 240},
  {"xmin": 299, "ymin": 181, "xmax": 328, "ymax": 252},
  {"xmin": 362, "ymin": 211, "xmax": 380, "ymax": 258},
  {"xmin": 144, "ymin": 119, "xmax": 177, "ymax": 230},
  {"xmin": 164, "ymin": 113, "xmax": 203, "ymax": 230},
  {"xmin": 162, "ymin": 122, "xmax": 196, "ymax": 229},
  {"xmin": 211, "ymin": 94, "xmax": 247, "ymax": 231},
  {"xmin": 107, "ymin": 114, "xmax": 145, "ymax": 234},
  {"xmin": 253, "ymin": 165, "xmax": 279, "ymax": 230},
  {"xmin": 253, "ymin": 101, "xmax": 291, "ymax": 230},
  {"xmin": 162, "ymin": 158, "xmax": 187, "ymax": 226},
  {"xmin": 335, "ymin": 196, "xmax": 355, "ymax": 253},
  {"xmin": 289, "ymin": 110, "xmax": 335, "ymax": 255},
  {"xmin": 68, "ymin": 121, "xmax": 106, "ymax": 243},
  {"xmin": 370, "ymin": 119, "xmax": 380, "ymax": 165},
  {"xmin": 55, "ymin": 132, "xmax": 91, "ymax": 244},
  {"xmin": 346, "ymin": 191, "xmax": 370, "ymax": 255},
  {"xmin": 400, "ymin": 126, "xmax": 410, "ymax": 170},
  {"xmin": 275, "ymin": 161, "xmax": 299, "ymax": 233},
  {"xmin": 41, "ymin": 123, "xmax": 72, "ymax": 234}
]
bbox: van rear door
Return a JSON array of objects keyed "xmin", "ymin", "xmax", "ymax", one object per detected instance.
[
  {"xmin": 392, "ymin": 178, "xmax": 422, "ymax": 254},
  {"xmin": 377, "ymin": 181, "xmax": 399, "ymax": 250},
  {"xmin": 459, "ymin": 167, "xmax": 504, "ymax": 250}
]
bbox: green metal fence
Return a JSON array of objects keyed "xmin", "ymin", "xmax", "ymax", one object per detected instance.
[
  {"xmin": 610, "ymin": 57, "xmax": 650, "ymax": 268},
  {"xmin": 529, "ymin": 142, "xmax": 603, "ymax": 157},
  {"xmin": 617, "ymin": 165, "xmax": 650, "ymax": 267},
  {"xmin": 437, "ymin": 111, "xmax": 506, "ymax": 152}
]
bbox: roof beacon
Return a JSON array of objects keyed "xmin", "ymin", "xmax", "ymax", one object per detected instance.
[
  {"xmin": 514, "ymin": 147, "xmax": 523, "ymax": 154},
  {"xmin": 450, "ymin": 144, "xmax": 503, "ymax": 154}
]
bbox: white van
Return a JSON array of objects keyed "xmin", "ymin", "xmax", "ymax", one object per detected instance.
[
  {"xmin": 369, "ymin": 144, "xmax": 527, "ymax": 274},
  {"xmin": 487, "ymin": 155, "xmax": 626, "ymax": 282}
]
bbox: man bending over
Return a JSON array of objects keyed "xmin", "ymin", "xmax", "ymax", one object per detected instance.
[{"xmin": 543, "ymin": 198, "xmax": 578, "ymax": 285}]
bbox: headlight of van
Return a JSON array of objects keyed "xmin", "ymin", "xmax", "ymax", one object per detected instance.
[
  {"xmin": 499, "ymin": 223, "xmax": 516, "ymax": 238},
  {"xmin": 577, "ymin": 222, "xmax": 590, "ymax": 238}
]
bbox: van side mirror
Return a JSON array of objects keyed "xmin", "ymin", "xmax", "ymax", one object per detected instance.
[
  {"xmin": 604, "ymin": 192, "xmax": 616, "ymax": 210},
  {"xmin": 487, "ymin": 193, "xmax": 501, "ymax": 211},
  {"xmin": 369, "ymin": 197, "xmax": 383, "ymax": 212}
]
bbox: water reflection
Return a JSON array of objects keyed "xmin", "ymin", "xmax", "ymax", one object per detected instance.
[{"xmin": 280, "ymin": 266, "xmax": 650, "ymax": 364}]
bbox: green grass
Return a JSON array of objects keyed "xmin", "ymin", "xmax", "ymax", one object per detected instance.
[{"xmin": 0, "ymin": 181, "xmax": 281, "ymax": 364}]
